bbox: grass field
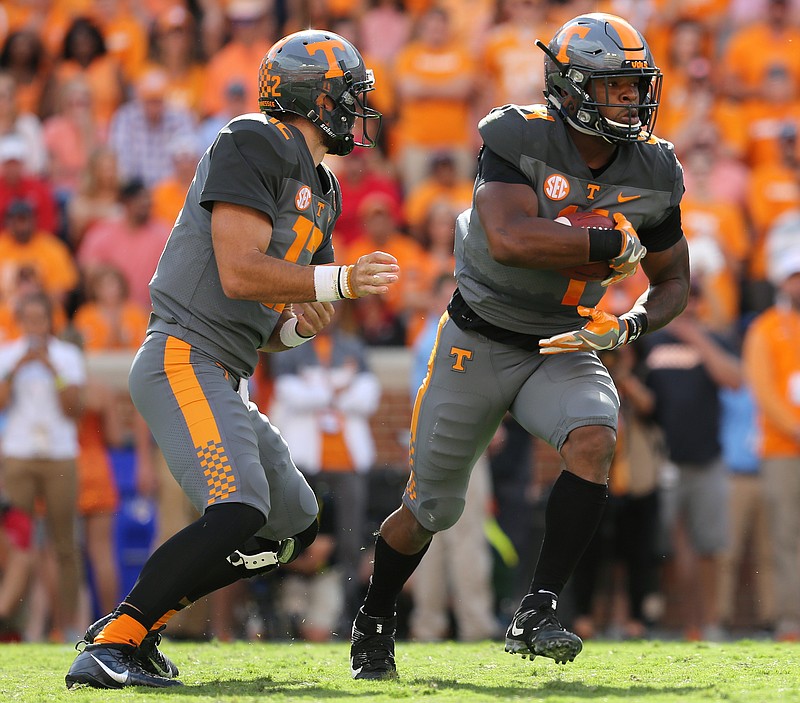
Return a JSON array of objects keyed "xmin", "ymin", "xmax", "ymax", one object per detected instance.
[{"xmin": 1, "ymin": 639, "xmax": 799, "ymax": 703}]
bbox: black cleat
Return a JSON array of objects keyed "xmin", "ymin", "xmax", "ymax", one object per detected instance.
[
  {"xmin": 65, "ymin": 643, "xmax": 183, "ymax": 689},
  {"xmin": 505, "ymin": 592, "xmax": 583, "ymax": 664},
  {"xmin": 84, "ymin": 613, "xmax": 180, "ymax": 678},
  {"xmin": 350, "ymin": 608, "xmax": 398, "ymax": 680}
]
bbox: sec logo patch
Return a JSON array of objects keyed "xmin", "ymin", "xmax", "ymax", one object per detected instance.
[
  {"xmin": 295, "ymin": 185, "xmax": 312, "ymax": 211},
  {"xmin": 543, "ymin": 174, "xmax": 570, "ymax": 201}
]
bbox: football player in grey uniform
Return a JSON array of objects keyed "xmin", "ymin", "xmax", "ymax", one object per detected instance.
[
  {"xmin": 66, "ymin": 30, "xmax": 398, "ymax": 690},
  {"xmin": 350, "ymin": 13, "xmax": 690, "ymax": 678}
]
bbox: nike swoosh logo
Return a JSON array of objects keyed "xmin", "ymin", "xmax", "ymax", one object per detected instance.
[
  {"xmin": 511, "ymin": 623, "xmax": 525, "ymax": 636},
  {"xmin": 90, "ymin": 654, "xmax": 130, "ymax": 685},
  {"xmin": 350, "ymin": 658, "xmax": 363, "ymax": 677},
  {"xmin": 617, "ymin": 193, "xmax": 641, "ymax": 203}
]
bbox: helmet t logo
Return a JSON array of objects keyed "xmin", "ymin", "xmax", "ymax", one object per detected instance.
[
  {"xmin": 305, "ymin": 40, "xmax": 345, "ymax": 78},
  {"xmin": 555, "ymin": 25, "xmax": 590, "ymax": 64}
]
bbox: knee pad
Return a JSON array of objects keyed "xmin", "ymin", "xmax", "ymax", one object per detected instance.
[
  {"xmin": 418, "ymin": 497, "xmax": 465, "ymax": 532},
  {"xmin": 277, "ymin": 518, "xmax": 319, "ymax": 565}
]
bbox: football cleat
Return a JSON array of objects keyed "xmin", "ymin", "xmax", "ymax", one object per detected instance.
[
  {"xmin": 65, "ymin": 643, "xmax": 183, "ymax": 689},
  {"xmin": 505, "ymin": 592, "xmax": 583, "ymax": 664},
  {"xmin": 84, "ymin": 613, "xmax": 180, "ymax": 678},
  {"xmin": 350, "ymin": 608, "xmax": 398, "ymax": 680}
]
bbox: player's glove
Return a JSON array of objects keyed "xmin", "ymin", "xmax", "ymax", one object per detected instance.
[
  {"xmin": 539, "ymin": 306, "xmax": 648, "ymax": 354},
  {"xmin": 602, "ymin": 213, "xmax": 646, "ymax": 287}
]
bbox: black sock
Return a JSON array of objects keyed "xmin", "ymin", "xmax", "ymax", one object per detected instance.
[
  {"xmin": 362, "ymin": 535, "xmax": 430, "ymax": 618},
  {"xmin": 118, "ymin": 503, "xmax": 265, "ymax": 628},
  {"xmin": 528, "ymin": 470, "xmax": 607, "ymax": 597}
]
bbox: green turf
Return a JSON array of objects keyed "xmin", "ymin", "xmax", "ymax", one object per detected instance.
[{"xmin": 1, "ymin": 639, "xmax": 799, "ymax": 702}]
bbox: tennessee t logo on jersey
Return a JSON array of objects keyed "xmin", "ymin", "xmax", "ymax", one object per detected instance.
[{"xmin": 449, "ymin": 346, "xmax": 473, "ymax": 372}]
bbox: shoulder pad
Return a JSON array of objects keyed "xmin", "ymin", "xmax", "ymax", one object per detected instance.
[
  {"xmin": 634, "ymin": 134, "xmax": 684, "ymax": 207},
  {"xmin": 478, "ymin": 103, "xmax": 553, "ymax": 166},
  {"xmin": 226, "ymin": 113, "xmax": 302, "ymax": 166}
]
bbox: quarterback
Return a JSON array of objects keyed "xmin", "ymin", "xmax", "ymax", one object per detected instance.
[
  {"xmin": 350, "ymin": 13, "xmax": 690, "ymax": 678},
  {"xmin": 65, "ymin": 30, "xmax": 398, "ymax": 689}
]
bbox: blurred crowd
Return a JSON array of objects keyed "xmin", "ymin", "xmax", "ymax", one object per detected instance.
[{"xmin": 0, "ymin": 0, "xmax": 799, "ymax": 649}]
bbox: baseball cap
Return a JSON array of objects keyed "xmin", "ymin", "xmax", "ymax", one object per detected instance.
[
  {"xmin": 0, "ymin": 134, "xmax": 26, "ymax": 162},
  {"xmin": 770, "ymin": 247, "xmax": 800, "ymax": 285}
]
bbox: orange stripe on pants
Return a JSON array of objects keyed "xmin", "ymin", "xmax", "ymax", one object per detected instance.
[{"xmin": 163, "ymin": 336, "xmax": 237, "ymax": 505}]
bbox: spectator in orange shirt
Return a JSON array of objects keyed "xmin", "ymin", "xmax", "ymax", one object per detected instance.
[
  {"xmin": 145, "ymin": 5, "xmax": 207, "ymax": 117},
  {"xmin": 151, "ymin": 136, "xmax": 201, "ymax": 225},
  {"xmin": 90, "ymin": 0, "xmax": 149, "ymax": 83},
  {"xmin": 202, "ymin": 0, "xmax": 275, "ymax": 118},
  {"xmin": 0, "ymin": 134, "xmax": 58, "ymax": 235},
  {"xmin": 0, "ymin": 30, "xmax": 49, "ymax": 119},
  {"xmin": 743, "ymin": 248, "xmax": 800, "ymax": 641},
  {"xmin": 680, "ymin": 142, "xmax": 751, "ymax": 331},
  {"xmin": 417, "ymin": 199, "xmax": 457, "ymax": 281},
  {"xmin": 343, "ymin": 192, "xmax": 433, "ymax": 345},
  {"xmin": 741, "ymin": 66, "xmax": 800, "ymax": 170},
  {"xmin": 479, "ymin": 0, "xmax": 551, "ymax": 117},
  {"xmin": 746, "ymin": 125, "xmax": 800, "ymax": 304},
  {"xmin": 404, "ymin": 152, "xmax": 473, "ymax": 242},
  {"xmin": 45, "ymin": 16, "xmax": 126, "ymax": 131},
  {"xmin": 721, "ymin": 0, "xmax": 800, "ymax": 102},
  {"xmin": 0, "ymin": 265, "xmax": 68, "ymax": 344},
  {"xmin": 0, "ymin": 198, "xmax": 78, "ymax": 308},
  {"xmin": 72, "ymin": 264, "xmax": 150, "ymax": 353},
  {"xmin": 393, "ymin": 6, "xmax": 477, "ymax": 192},
  {"xmin": 659, "ymin": 58, "xmax": 747, "ymax": 162}
]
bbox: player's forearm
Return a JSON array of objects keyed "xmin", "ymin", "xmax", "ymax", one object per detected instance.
[
  {"xmin": 486, "ymin": 218, "xmax": 593, "ymax": 268},
  {"xmin": 633, "ymin": 278, "xmax": 690, "ymax": 334},
  {"xmin": 220, "ymin": 253, "xmax": 318, "ymax": 303}
]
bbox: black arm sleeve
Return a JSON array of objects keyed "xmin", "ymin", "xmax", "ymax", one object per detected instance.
[
  {"xmin": 638, "ymin": 205, "xmax": 683, "ymax": 253},
  {"xmin": 477, "ymin": 145, "xmax": 530, "ymax": 185}
]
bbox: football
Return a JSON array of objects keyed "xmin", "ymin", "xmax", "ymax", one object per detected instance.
[{"xmin": 554, "ymin": 211, "xmax": 616, "ymax": 281}]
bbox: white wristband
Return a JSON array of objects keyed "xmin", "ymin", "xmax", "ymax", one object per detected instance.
[
  {"xmin": 279, "ymin": 317, "xmax": 315, "ymax": 348},
  {"xmin": 313, "ymin": 265, "xmax": 356, "ymax": 301}
]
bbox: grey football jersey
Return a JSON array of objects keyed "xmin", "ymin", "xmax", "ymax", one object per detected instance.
[
  {"xmin": 148, "ymin": 113, "xmax": 339, "ymax": 378},
  {"xmin": 455, "ymin": 104, "xmax": 684, "ymax": 336}
]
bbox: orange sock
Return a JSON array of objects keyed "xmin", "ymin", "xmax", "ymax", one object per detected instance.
[
  {"xmin": 94, "ymin": 613, "xmax": 148, "ymax": 647},
  {"xmin": 151, "ymin": 609, "xmax": 179, "ymax": 632}
]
